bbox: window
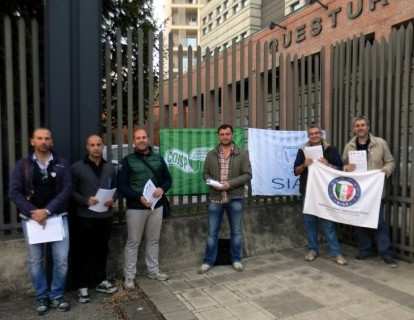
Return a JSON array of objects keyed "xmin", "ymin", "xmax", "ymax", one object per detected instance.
[
  {"xmin": 208, "ymin": 23, "xmax": 213, "ymax": 31},
  {"xmin": 223, "ymin": 12, "xmax": 228, "ymax": 21},
  {"xmin": 216, "ymin": 17, "xmax": 221, "ymax": 26},
  {"xmin": 290, "ymin": 1, "xmax": 301, "ymax": 13},
  {"xmin": 208, "ymin": 12, "xmax": 213, "ymax": 21},
  {"xmin": 202, "ymin": 17, "xmax": 207, "ymax": 25},
  {"xmin": 233, "ymin": 4, "xmax": 239, "ymax": 14},
  {"xmin": 216, "ymin": 6, "xmax": 221, "ymax": 15},
  {"xmin": 241, "ymin": 0, "xmax": 247, "ymax": 9},
  {"xmin": 241, "ymin": 31, "xmax": 248, "ymax": 39},
  {"xmin": 223, "ymin": 0, "xmax": 228, "ymax": 9},
  {"xmin": 203, "ymin": 28, "xmax": 207, "ymax": 35}
]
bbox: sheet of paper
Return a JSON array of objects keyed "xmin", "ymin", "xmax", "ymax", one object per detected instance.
[
  {"xmin": 26, "ymin": 216, "xmax": 65, "ymax": 245},
  {"xmin": 206, "ymin": 178, "xmax": 224, "ymax": 189},
  {"xmin": 143, "ymin": 179, "xmax": 161, "ymax": 210},
  {"xmin": 89, "ymin": 188, "xmax": 117, "ymax": 213},
  {"xmin": 349, "ymin": 150, "xmax": 368, "ymax": 172},
  {"xmin": 304, "ymin": 145, "xmax": 324, "ymax": 161}
]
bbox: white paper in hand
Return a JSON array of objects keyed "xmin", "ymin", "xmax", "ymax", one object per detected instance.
[
  {"xmin": 89, "ymin": 188, "xmax": 117, "ymax": 213},
  {"xmin": 304, "ymin": 145, "xmax": 324, "ymax": 161},
  {"xmin": 26, "ymin": 216, "xmax": 65, "ymax": 245},
  {"xmin": 143, "ymin": 179, "xmax": 162, "ymax": 210},
  {"xmin": 206, "ymin": 178, "xmax": 224, "ymax": 189},
  {"xmin": 349, "ymin": 150, "xmax": 368, "ymax": 172}
]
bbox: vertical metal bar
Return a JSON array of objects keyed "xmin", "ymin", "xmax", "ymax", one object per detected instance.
[
  {"xmin": 18, "ymin": 18, "xmax": 29, "ymax": 157},
  {"xmin": 31, "ymin": 19, "xmax": 40, "ymax": 128},
  {"xmin": 263, "ymin": 41, "xmax": 269, "ymax": 128},
  {"xmin": 0, "ymin": 75, "xmax": 4, "ymax": 230},
  {"xmin": 255, "ymin": 41, "xmax": 261, "ymax": 128},
  {"xmin": 5, "ymin": 16, "xmax": 17, "ymax": 228},
  {"xmin": 168, "ymin": 32, "xmax": 174, "ymax": 127},
  {"xmin": 344, "ymin": 39, "xmax": 351, "ymax": 139},
  {"xmin": 314, "ymin": 53, "xmax": 320, "ymax": 125},
  {"xmin": 293, "ymin": 55, "xmax": 299, "ymax": 130},
  {"xmin": 223, "ymin": 47, "xmax": 228, "ymax": 124},
  {"xmin": 338, "ymin": 41, "xmax": 345, "ymax": 151},
  {"xmin": 332, "ymin": 44, "xmax": 339, "ymax": 146},
  {"xmin": 148, "ymin": 31, "xmax": 154, "ymax": 142},
  {"xmin": 350, "ymin": 37, "xmax": 358, "ymax": 123},
  {"xmin": 363, "ymin": 42, "xmax": 371, "ymax": 118},
  {"xmin": 306, "ymin": 54, "xmax": 313, "ymax": 125},
  {"xmin": 378, "ymin": 38, "xmax": 386, "ymax": 138},
  {"xmin": 400, "ymin": 24, "xmax": 412, "ymax": 257},
  {"xmin": 240, "ymin": 39, "xmax": 245, "ymax": 128},
  {"xmin": 159, "ymin": 31, "xmax": 164, "ymax": 129},
  {"xmin": 116, "ymin": 29, "xmax": 123, "ymax": 162},
  {"xmin": 127, "ymin": 29, "xmax": 134, "ymax": 152},
  {"xmin": 177, "ymin": 45, "xmax": 184, "ymax": 128},
  {"xmin": 371, "ymin": 41, "xmax": 378, "ymax": 134},
  {"xmin": 232, "ymin": 40, "xmax": 237, "ymax": 126},
  {"xmin": 105, "ymin": 41, "xmax": 112, "ymax": 162},
  {"xmin": 188, "ymin": 46, "xmax": 193, "ymax": 127},
  {"xmin": 205, "ymin": 48, "xmax": 211, "ymax": 127},
  {"xmin": 214, "ymin": 48, "xmax": 219, "ymax": 127},
  {"xmin": 300, "ymin": 55, "xmax": 306, "ymax": 130},
  {"xmin": 271, "ymin": 43, "xmax": 277, "ymax": 129},
  {"xmin": 357, "ymin": 36, "xmax": 364, "ymax": 115},
  {"xmin": 138, "ymin": 29, "xmax": 144, "ymax": 126},
  {"xmin": 196, "ymin": 46, "xmax": 202, "ymax": 127},
  {"xmin": 248, "ymin": 40, "xmax": 253, "ymax": 127},
  {"xmin": 385, "ymin": 36, "xmax": 394, "ymax": 146}
]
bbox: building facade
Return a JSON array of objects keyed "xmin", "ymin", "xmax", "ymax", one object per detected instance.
[{"xmin": 163, "ymin": 0, "xmax": 203, "ymax": 74}]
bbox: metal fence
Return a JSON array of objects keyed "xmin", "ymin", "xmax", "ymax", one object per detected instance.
[
  {"xmin": 0, "ymin": 15, "xmax": 42, "ymax": 234},
  {"xmin": 2, "ymin": 11, "xmax": 414, "ymax": 262},
  {"xmin": 331, "ymin": 24, "xmax": 414, "ymax": 260}
]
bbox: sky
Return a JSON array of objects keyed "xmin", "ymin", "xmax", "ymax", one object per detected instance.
[{"xmin": 153, "ymin": 0, "xmax": 165, "ymax": 27}]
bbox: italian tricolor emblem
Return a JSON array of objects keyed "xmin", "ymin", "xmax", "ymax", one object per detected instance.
[{"xmin": 335, "ymin": 183, "xmax": 354, "ymax": 201}]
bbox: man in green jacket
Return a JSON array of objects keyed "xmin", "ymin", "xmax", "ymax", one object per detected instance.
[
  {"xmin": 119, "ymin": 128, "xmax": 172, "ymax": 288},
  {"xmin": 343, "ymin": 116, "xmax": 397, "ymax": 267},
  {"xmin": 200, "ymin": 124, "xmax": 252, "ymax": 273}
]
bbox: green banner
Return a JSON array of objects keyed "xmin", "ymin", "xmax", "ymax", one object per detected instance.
[{"xmin": 160, "ymin": 128, "xmax": 245, "ymax": 195}]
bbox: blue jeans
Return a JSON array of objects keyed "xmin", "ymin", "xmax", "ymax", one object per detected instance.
[
  {"xmin": 203, "ymin": 199, "xmax": 244, "ymax": 265},
  {"xmin": 303, "ymin": 214, "xmax": 341, "ymax": 257},
  {"xmin": 22, "ymin": 216, "xmax": 69, "ymax": 301},
  {"xmin": 355, "ymin": 204, "xmax": 392, "ymax": 257}
]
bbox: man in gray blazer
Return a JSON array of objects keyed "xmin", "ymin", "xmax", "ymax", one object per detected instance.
[{"xmin": 71, "ymin": 135, "xmax": 118, "ymax": 303}]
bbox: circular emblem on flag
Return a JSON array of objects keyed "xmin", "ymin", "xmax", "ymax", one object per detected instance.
[{"xmin": 328, "ymin": 177, "xmax": 361, "ymax": 207}]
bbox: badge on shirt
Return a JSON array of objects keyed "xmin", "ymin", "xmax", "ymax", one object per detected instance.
[{"xmin": 51, "ymin": 172, "xmax": 57, "ymax": 178}]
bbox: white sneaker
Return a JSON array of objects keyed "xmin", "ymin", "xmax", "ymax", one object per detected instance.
[
  {"xmin": 198, "ymin": 263, "xmax": 211, "ymax": 274},
  {"xmin": 96, "ymin": 280, "xmax": 118, "ymax": 294},
  {"xmin": 124, "ymin": 278, "xmax": 135, "ymax": 289},
  {"xmin": 78, "ymin": 288, "xmax": 90, "ymax": 304},
  {"xmin": 232, "ymin": 261, "xmax": 244, "ymax": 272},
  {"xmin": 147, "ymin": 272, "xmax": 169, "ymax": 281}
]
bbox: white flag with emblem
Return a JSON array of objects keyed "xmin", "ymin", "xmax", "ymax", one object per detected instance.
[{"xmin": 303, "ymin": 161, "xmax": 385, "ymax": 229}]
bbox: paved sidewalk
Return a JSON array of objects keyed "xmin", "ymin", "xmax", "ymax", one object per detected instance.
[
  {"xmin": 0, "ymin": 284, "xmax": 164, "ymax": 320},
  {"xmin": 138, "ymin": 246, "xmax": 414, "ymax": 320}
]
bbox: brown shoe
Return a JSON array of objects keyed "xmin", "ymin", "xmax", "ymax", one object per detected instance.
[{"xmin": 335, "ymin": 255, "xmax": 347, "ymax": 265}]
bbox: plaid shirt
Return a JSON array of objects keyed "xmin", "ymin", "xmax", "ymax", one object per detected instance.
[{"xmin": 215, "ymin": 144, "xmax": 234, "ymax": 204}]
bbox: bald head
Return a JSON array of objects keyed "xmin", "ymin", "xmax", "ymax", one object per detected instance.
[
  {"xmin": 86, "ymin": 134, "xmax": 104, "ymax": 160},
  {"xmin": 133, "ymin": 128, "xmax": 149, "ymax": 152}
]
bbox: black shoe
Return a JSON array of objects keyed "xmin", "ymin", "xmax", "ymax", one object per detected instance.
[
  {"xmin": 50, "ymin": 297, "xmax": 70, "ymax": 312},
  {"xmin": 383, "ymin": 256, "xmax": 398, "ymax": 268},
  {"xmin": 36, "ymin": 298, "xmax": 49, "ymax": 316}
]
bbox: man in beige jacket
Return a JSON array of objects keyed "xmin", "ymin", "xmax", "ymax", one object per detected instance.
[{"xmin": 343, "ymin": 116, "xmax": 397, "ymax": 267}]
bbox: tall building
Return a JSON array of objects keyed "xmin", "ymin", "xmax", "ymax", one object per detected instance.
[
  {"xmin": 163, "ymin": 0, "xmax": 203, "ymax": 74},
  {"xmin": 199, "ymin": 0, "xmax": 285, "ymax": 52},
  {"xmin": 284, "ymin": 0, "xmax": 306, "ymax": 15}
]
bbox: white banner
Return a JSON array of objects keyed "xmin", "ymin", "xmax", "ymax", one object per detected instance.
[
  {"xmin": 248, "ymin": 129, "xmax": 309, "ymax": 196},
  {"xmin": 303, "ymin": 161, "xmax": 385, "ymax": 229}
]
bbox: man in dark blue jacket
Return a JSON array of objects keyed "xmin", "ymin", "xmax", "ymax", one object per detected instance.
[
  {"xmin": 294, "ymin": 125, "xmax": 347, "ymax": 266},
  {"xmin": 9, "ymin": 128, "xmax": 72, "ymax": 316}
]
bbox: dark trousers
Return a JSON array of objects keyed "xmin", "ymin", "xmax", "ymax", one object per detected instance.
[{"xmin": 74, "ymin": 216, "xmax": 112, "ymax": 289}]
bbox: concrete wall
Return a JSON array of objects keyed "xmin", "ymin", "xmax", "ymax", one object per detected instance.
[
  {"xmin": 0, "ymin": 202, "xmax": 305, "ymax": 297},
  {"xmin": 261, "ymin": 0, "xmax": 285, "ymax": 28}
]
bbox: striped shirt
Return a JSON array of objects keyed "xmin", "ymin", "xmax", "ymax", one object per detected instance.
[{"xmin": 216, "ymin": 144, "xmax": 234, "ymax": 203}]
